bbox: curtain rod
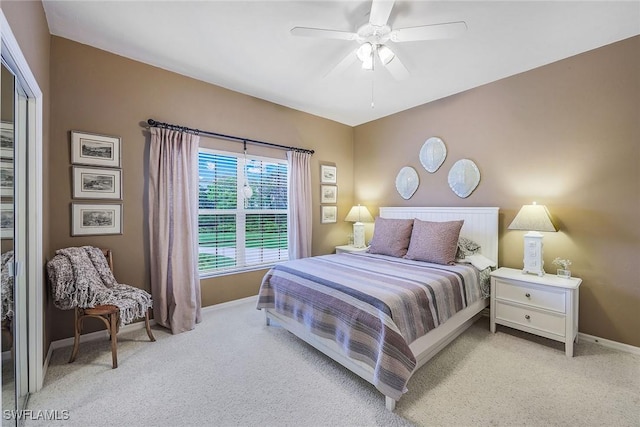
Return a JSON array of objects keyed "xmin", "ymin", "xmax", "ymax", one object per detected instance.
[{"xmin": 147, "ymin": 119, "xmax": 314, "ymax": 155}]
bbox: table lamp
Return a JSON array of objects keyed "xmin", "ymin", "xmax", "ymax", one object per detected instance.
[
  {"xmin": 508, "ymin": 202, "xmax": 557, "ymax": 276},
  {"xmin": 344, "ymin": 205, "xmax": 374, "ymax": 248}
]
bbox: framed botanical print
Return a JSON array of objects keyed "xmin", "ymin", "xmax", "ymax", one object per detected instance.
[
  {"xmin": 320, "ymin": 185, "xmax": 337, "ymax": 204},
  {"xmin": 320, "ymin": 164, "xmax": 337, "ymax": 184},
  {"xmin": 71, "ymin": 131, "xmax": 121, "ymax": 168},
  {"xmin": 321, "ymin": 205, "xmax": 337, "ymax": 224},
  {"xmin": 73, "ymin": 166, "xmax": 122, "ymax": 200},
  {"xmin": 0, "ymin": 122, "xmax": 13, "ymax": 159},
  {"xmin": 71, "ymin": 203, "xmax": 122, "ymax": 236},
  {"xmin": 0, "ymin": 159, "xmax": 14, "ymax": 197},
  {"xmin": 0, "ymin": 203, "xmax": 14, "ymax": 239}
]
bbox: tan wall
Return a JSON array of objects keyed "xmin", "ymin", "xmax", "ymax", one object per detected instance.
[
  {"xmin": 1, "ymin": 0, "xmax": 52, "ymax": 355},
  {"xmin": 48, "ymin": 36, "xmax": 353, "ymax": 341},
  {"xmin": 354, "ymin": 36, "xmax": 640, "ymax": 347},
  {"xmin": 4, "ymin": 2, "xmax": 638, "ymax": 350}
]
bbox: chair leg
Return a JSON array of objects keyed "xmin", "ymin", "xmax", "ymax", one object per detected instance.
[
  {"xmin": 145, "ymin": 309, "xmax": 156, "ymax": 342},
  {"xmin": 69, "ymin": 308, "xmax": 81, "ymax": 364},
  {"xmin": 109, "ymin": 312, "xmax": 118, "ymax": 369}
]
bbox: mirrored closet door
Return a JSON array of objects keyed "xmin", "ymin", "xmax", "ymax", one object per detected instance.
[{"xmin": 1, "ymin": 60, "xmax": 30, "ymax": 424}]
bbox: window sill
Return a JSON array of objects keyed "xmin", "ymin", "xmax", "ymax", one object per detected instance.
[{"xmin": 199, "ymin": 263, "xmax": 278, "ymax": 279}]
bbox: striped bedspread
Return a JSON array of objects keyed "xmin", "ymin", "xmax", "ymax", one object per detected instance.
[{"xmin": 256, "ymin": 252, "xmax": 485, "ymax": 400}]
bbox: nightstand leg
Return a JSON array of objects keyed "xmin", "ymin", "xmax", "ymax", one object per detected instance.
[
  {"xmin": 565, "ymin": 342, "xmax": 573, "ymax": 357},
  {"xmin": 490, "ymin": 280, "xmax": 496, "ymax": 333}
]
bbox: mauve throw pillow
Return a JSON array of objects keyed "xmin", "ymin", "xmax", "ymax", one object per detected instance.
[
  {"xmin": 405, "ymin": 219, "xmax": 464, "ymax": 265},
  {"xmin": 368, "ymin": 217, "xmax": 414, "ymax": 258}
]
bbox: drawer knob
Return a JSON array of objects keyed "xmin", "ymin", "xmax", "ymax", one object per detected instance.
[
  {"xmin": 525, "ymin": 314, "xmax": 531, "ymax": 320},
  {"xmin": 525, "ymin": 293, "xmax": 531, "ymax": 298}
]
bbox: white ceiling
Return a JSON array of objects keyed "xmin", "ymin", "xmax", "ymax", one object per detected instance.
[{"xmin": 42, "ymin": 1, "xmax": 640, "ymax": 126}]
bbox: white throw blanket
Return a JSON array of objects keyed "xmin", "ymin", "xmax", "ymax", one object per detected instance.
[{"xmin": 47, "ymin": 246, "xmax": 152, "ymax": 326}]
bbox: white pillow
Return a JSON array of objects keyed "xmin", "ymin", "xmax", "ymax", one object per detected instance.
[{"xmin": 465, "ymin": 254, "xmax": 496, "ymax": 271}]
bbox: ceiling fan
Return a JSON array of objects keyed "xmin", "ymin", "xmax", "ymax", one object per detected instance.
[{"xmin": 291, "ymin": 0, "xmax": 467, "ymax": 80}]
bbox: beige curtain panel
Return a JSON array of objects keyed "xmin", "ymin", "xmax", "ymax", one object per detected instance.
[
  {"xmin": 148, "ymin": 127, "xmax": 202, "ymax": 334},
  {"xmin": 287, "ymin": 151, "xmax": 312, "ymax": 259}
]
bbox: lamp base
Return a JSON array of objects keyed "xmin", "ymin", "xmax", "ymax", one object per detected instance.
[
  {"xmin": 521, "ymin": 232, "xmax": 545, "ymax": 277},
  {"xmin": 352, "ymin": 222, "xmax": 365, "ymax": 248}
]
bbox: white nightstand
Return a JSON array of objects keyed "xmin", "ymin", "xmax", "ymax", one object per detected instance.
[
  {"xmin": 490, "ymin": 267, "xmax": 582, "ymax": 357},
  {"xmin": 335, "ymin": 245, "xmax": 369, "ymax": 254}
]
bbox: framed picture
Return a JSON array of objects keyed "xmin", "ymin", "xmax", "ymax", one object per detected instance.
[
  {"xmin": 0, "ymin": 122, "xmax": 13, "ymax": 159},
  {"xmin": 72, "ymin": 203, "xmax": 122, "ymax": 236},
  {"xmin": 71, "ymin": 131, "xmax": 121, "ymax": 167},
  {"xmin": 0, "ymin": 159, "xmax": 14, "ymax": 197},
  {"xmin": 0, "ymin": 203, "xmax": 13, "ymax": 239},
  {"xmin": 320, "ymin": 164, "xmax": 337, "ymax": 184},
  {"xmin": 321, "ymin": 205, "xmax": 337, "ymax": 224},
  {"xmin": 73, "ymin": 166, "xmax": 122, "ymax": 200},
  {"xmin": 320, "ymin": 185, "xmax": 337, "ymax": 204}
]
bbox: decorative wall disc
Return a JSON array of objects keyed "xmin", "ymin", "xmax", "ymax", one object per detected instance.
[
  {"xmin": 395, "ymin": 166, "xmax": 419, "ymax": 200},
  {"xmin": 448, "ymin": 159, "xmax": 480, "ymax": 198},
  {"xmin": 419, "ymin": 137, "xmax": 447, "ymax": 173}
]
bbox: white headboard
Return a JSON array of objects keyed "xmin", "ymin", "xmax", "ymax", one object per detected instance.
[{"xmin": 379, "ymin": 207, "xmax": 499, "ymax": 264}]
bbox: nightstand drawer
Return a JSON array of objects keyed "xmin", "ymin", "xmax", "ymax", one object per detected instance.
[
  {"xmin": 490, "ymin": 267, "xmax": 582, "ymax": 357},
  {"xmin": 495, "ymin": 301, "xmax": 565, "ymax": 337},
  {"xmin": 495, "ymin": 279, "xmax": 565, "ymax": 313}
]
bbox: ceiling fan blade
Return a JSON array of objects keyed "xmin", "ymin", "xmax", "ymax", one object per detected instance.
[
  {"xmin": 291, "ymin": 27, "xmax": 357, "ymax": 41},
  {"xmin": 369, "ymin": 0, "xmax": 395, "ymax": 26},
  {"xmin": 382, "ymin": 49, "xmax": 410, "ymax": 80},
  {"xmin": 390, "ymin": 21, "xmax": 468, "ymax": 42},
  {"xmin": 324, "ymin": 48, "xmax": 359, "ymax": 78}
]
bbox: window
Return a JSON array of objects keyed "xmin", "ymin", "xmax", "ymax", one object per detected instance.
[{"xmin": 198, "ymin": 148, "xmax": 288, "ymax": 275}]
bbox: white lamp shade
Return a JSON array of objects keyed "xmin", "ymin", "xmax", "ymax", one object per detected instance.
[
  {"xmin": 508, "ymin": 204, "xmax": 557, "ymax": 232},
  {"xmin": 344, "ymin": 205, "xmax": 374, "ymax": 223}
]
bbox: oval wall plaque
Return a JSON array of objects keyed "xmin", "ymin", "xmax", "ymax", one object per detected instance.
[
  {"xmin": 395, "ymin": 166, "xmax": 419, "ymax": 200},
  {"xmin": 419, "ymin": 137, "xmax": 447, "ymax": 173},
  {"xmin": 448, "ymin": 159, "xmax": 480, "ymax": 198}
]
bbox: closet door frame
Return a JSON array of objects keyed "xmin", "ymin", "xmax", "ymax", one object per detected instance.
[{"xmin": 1, "ymin": 10, "xmax": 45, "ymax": 393}]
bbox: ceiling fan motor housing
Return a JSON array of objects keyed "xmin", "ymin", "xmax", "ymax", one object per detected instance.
[{"xmin": 356, "ymin": 23, "xmax": 392, "ymax": 45}]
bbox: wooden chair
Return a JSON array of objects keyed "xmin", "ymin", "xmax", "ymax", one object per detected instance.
[{"xmin": 68, "ymin": 249, "xmax": 155, "ymax": 369}]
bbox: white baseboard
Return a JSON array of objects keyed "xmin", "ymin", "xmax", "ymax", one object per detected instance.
[
  {"xmin": 49, "ymin": 319, "xmax": 154, "ymax": 352},
  {"xmin": 578, "ymin": 332, "xmax": 640, "ymax": 355},
  {"xmin": 43, "ymin": 343, "xmax": 53, "ymax": 381},
  {"xmin": 201, "ymin": 295, "xmax": 258, "ymax": 314}
]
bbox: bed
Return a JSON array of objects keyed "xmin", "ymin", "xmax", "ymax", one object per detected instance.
[{"xmin": 257, "ymin": 206, "xmax": 499, "ymax": 410}]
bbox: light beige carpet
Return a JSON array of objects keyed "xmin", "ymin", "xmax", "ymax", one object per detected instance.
[{"xmin": 25, "ymin": 298, "xmax": 640, "ymax": 426}]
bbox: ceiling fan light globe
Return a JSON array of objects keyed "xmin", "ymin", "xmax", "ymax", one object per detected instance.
[
  {"xmin": 378, "ymin": 45, "xmax": 395, "ymax": 65},
  {"xmin": 362, "ymin": 56, "xmax": 374, "ymax": 70},
  {"xmin": 356, "ymin": 42, "xmax": 373, "ymax": 62}
]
